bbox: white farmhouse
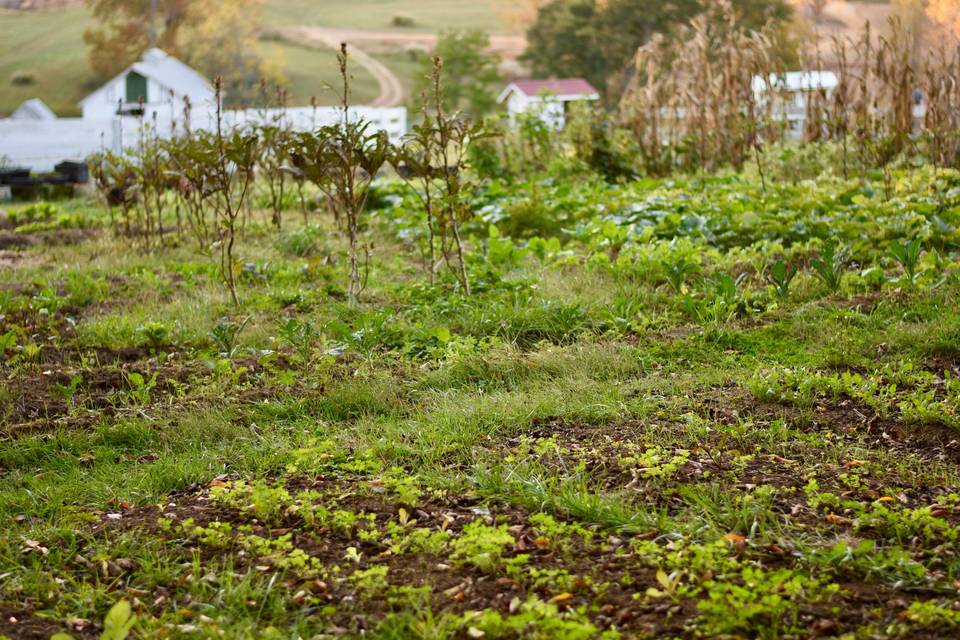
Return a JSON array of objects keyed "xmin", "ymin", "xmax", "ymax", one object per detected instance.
[
  {"xmin": 498, "ymin": 78, "xmax": 600, "ymax": 130},
  {"xmin": 752, "ymin": 71, "xmax": 839, "ymax": 138},
  {"xmin": 79, "ymin": 48, "xmax": 215, "ymax": 120}
]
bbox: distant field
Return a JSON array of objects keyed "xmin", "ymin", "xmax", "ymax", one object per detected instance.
[
  {"xmin": 264, "ymin": 0, "xmax": 503, "ymax": 32},
  {"xmin": 263, "ymin": 39, "xmax": 380, "ymax": 106},
  {"xmin": 0, "ymin": 7, "xmax": 96, "ymax": 117}
]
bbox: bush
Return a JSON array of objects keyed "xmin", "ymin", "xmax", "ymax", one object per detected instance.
[
  {"xmin": 391, "ymin": 14, "xmax": 416, "ymax": 27},
  {"xmin": 10, "ymin": 70, "xmax": 35, "ymax": 86}
]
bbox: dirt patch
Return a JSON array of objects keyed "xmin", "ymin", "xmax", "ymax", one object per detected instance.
[
  {"xmin": 0, "ymin": 249, "xmax": 50, "ymax": 270},
  {"xmin": 0, "ymin": 605, "xmax": 97, "ymax": 640},
  {"xmin": 926, "ymin": 355, "xmax": 960, "ymax": 378},
  {"xmin": 0, "ymin": 232, "xmax": 35, "ymax": 250},
  {"xmin": 501, "ymin": 383, "xmax": 960, "ymax": 552},
  {"xmin": 0, "ymin": 229, "xmax": 95, "ymax": 250},
  {"xmin": 84, "ymin": 474, "xmax": 959, "ymax": 637},
  {"xmin": 703, "ymin": 383, "xmax": 960, "ymax": 467},
  {"xmin": 92, "ymin": 476, "xmax": 679, "ymax": 636},
  {"xmin": 1, "ymin": 356, "xmax": 204, "ymax": 436}
]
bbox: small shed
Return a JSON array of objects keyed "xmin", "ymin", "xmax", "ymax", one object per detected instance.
[
  {"xmin": 79, "ymin": 48, "xmax": 215, "ymax": 120},
  {"xmin": 498, "ymin": 78, "xmax": 600, "ymax": 129},
  {"xmin": 10, "ymin": 98, "xmax": 57, "ymax": 121}
]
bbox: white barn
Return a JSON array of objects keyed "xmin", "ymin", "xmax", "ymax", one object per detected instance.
[
  {"xmin": 498, "ymin": 78, "xmax": 599, "ymax": 129},
  {"xmin": 79, "ymin": 48, "xmax": 215, "ymax": 120}
]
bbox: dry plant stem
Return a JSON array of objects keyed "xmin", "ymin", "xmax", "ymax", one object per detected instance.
[
  {"xmin": 433, "ymin": 58, "xmax": 470, "ymax": 295},
  {"xmin": 340, "ymin": 44, "xmax": 362, "ymax": 306}
]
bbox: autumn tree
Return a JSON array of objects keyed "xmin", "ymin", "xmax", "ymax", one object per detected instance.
[
  {"xmin": 84, "ymin": 0, "xmax": 281, "ymax": 101},
  {"xmin": 84, "ymin": 0, "xmax": 190, "ymax": 77},
  {"xmin": 179, "ymin": 0, "xmax": 284, "ymax": 104},
  {"xmin": 927, "ymin": 0, "xmax": 960, "ymax": 37}
]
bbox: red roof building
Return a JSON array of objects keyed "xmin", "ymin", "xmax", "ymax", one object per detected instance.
[{"xmin": 498, "ymin": 78, "xmax": 600, "ymax": 129}]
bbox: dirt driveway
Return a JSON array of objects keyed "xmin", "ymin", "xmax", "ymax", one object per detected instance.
[{"xmin": 271, "ymin": 25, "xmax": 527, "ymax": 107}]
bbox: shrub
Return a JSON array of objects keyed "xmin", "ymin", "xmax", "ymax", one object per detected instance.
[
  {"xmin": 391, "ymin": 14, "xmax": 416, "ymax": 27},
  {"xmin": 10, "ymin": 70, "xmax": 34, "ymax": 86}
]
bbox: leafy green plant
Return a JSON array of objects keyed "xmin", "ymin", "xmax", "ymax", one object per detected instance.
[
  {"xmin": 450, "ymin": 520, "xmax": 515, "ymax": 573},
  {"xmin": 123, "ymin": 371, "xmax": 158, "ymax": 405},
  {"xmin": 255, "ymin": 102, "xmax": 293, "ymax": 229},
  {"xmin": 210, "ymin": 480, "xmax": 293, "ymax": 525},
  {"xmin": 0, "ymin": 330, "xmax": 19, "ymax": 357},
  {"xmin": 810, "ymin": 241, "xmax": 846, "ymax": 293},
  {"xmin": 662, "ymin": 257, "xmax": 699, "ymax": 294},
  {"xmin": 53, "ymin": 374, "xmax": 83, "ymax": 402},
  {"xmin": 391, "ymin": 55, "xmax": 491, "ymax": 294},
  {"xmin": 52, "ymin": 600, "xmax": 135, "ymax": 640},
  {"xmin": 289, "ymin": 44, "xmax": 390, "ymax": 306},
  {"xmin": 889, "ymin": 238, "xmax": 923, "ymax": 285},
  {"xmin": 135, "ymin": 321, "xmax": 173, "ymax": 349},
  {"xmin": 277, "ymin": 317, "xmax": 317, "ymax": 363},
  {"xmin": 210, "ymin": 316, "xmax": 252, "ymax": 359},
  {"xmin": 696, "ymin": 568, "xmax": 839, "ymax": 638},
  {"xmin": 766, "ymin": 260, "xmax": 798, "ymax": 299}
]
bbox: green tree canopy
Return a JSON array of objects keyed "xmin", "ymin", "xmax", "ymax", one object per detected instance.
[{"xmin": 413, "ymin": 30, "xmax": 502, "ymax": 116}]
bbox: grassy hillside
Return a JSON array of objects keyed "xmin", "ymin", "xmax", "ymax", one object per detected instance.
[
  {"xmin": 0, "ymin": 7, "xmax": 97, "ymax": 117},
  {"xmin": 264, "ymin": 0, "xmax": 503, "ymax": 32},
  {"xmin": 263, "ymin": 39, "xmax": 381, "ymax": 106},
  {"xmin": 0, "ymin": 2, "xmax": 406, "ymax": 117}
]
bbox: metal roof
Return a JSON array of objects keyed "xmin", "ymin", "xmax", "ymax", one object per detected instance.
[
  {"xmin": 498, "ymin": 78, "xmax": 600, "ymax": 102},
  {"xmin": 80, "ymin": 48, "xmax": 214, "ymax": 106},
  {"xmin": 11, "ymin": 98, "xmax": 57, "ymax": 121}
]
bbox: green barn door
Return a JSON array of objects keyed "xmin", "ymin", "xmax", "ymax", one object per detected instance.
[{"xmin": 126, "ymin": 72, "xmax": 148, "ymax": 103}]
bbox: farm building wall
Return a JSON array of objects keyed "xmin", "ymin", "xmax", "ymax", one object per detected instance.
[
  {"xmin": 80, "ymin": 75, "xmax": 215, "ymax": 121},
  {"xmin": 0, "ymin": 106, "xmax": 408, "ymax": 172}
]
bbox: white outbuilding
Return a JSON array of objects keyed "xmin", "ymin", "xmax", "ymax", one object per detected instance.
[
  {"xmin": 10, "ymin": 98, "xmax": 58, "ymax": 121},
  {"xmin": 498, "ymin": 78, "xmax": 600, "ymax": 130},
  {"xmin": 79, "ymin": 48, "xmax": 215, "ymax": 120},
  {"xmin": 752, "ymin": 71, "xmax": 839, "ymax": 137}
]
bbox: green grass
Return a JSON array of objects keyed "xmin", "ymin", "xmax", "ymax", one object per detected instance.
[
  {"xmin": 1, "ymin": 159, "xmax": 960, "ymax": 637},
  {"xmin": 0, "ymin": 7, "xmax": 97, "ymax": 117},
  {"xmin": 264, "ymin": 0, "xmax": 503, "ymax": 32},
  {"xmin": 263, "ymin": 38, "xmax": 380, "ymax": 105}
]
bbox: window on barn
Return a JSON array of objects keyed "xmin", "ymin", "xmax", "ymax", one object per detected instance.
[{"xmin": 126, "ymin": 72, "xmax": 148, "ymax": 104}]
